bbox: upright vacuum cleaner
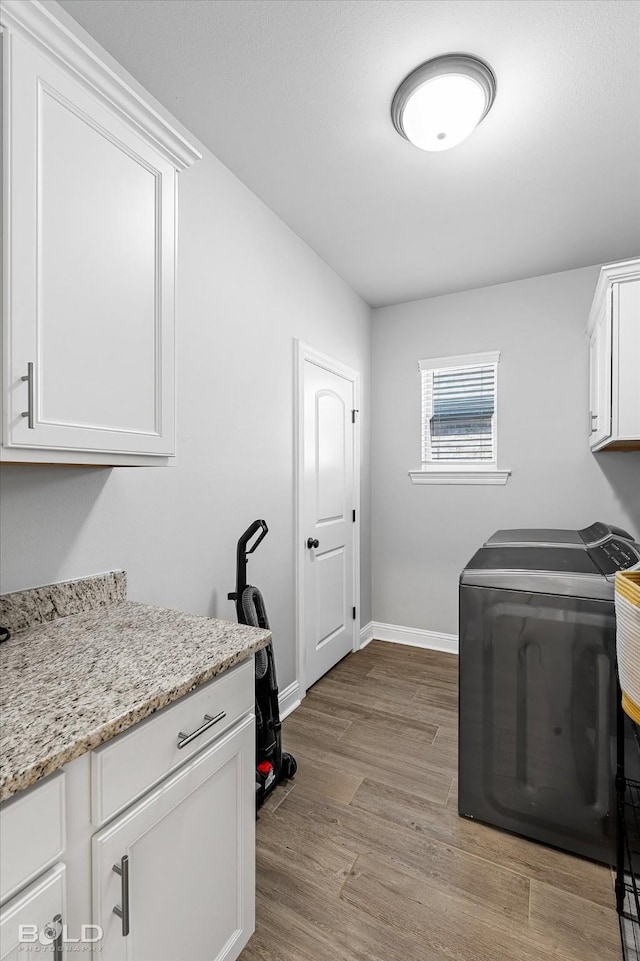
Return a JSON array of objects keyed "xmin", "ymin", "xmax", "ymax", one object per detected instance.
[{"xmin": 228, "ymin": 520, "xmax": 297, "ymax": 808}]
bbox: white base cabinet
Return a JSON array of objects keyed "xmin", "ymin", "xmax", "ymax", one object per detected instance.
[
  {"xmin": 588, "ymin": 259, "xmax": 640, "ymax": 451},
  {"xmin": 0, "ymin": 662, "xmax": 256, "ymax": 960},
  {"xmin": 93, "ymin": 716, "xmax": 255, "ymax": 961}
]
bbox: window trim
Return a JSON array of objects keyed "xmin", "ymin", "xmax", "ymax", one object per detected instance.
[{"xmin": 412, "ymin": 349, "xmax": 511, "ymax": 486}]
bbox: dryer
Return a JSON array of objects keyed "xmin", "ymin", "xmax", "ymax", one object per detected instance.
[
  {"xmin": 458, "ymin": 536, "xmax": 640, "ymax": 863},
  {"xmin": 484, "ymin": 520, "xmax": 633, "ymax": 549}
]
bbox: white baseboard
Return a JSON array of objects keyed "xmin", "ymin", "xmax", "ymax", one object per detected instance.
[
  {"xmin": 278, "ymin": 680, "xmax": 301, "ymax": 720},
  {"xmin": 359, "ymin": 621, "xmax": 375, "ymax": 649},
  {"xmin": 364, "ymin": 621, "xmax": 458, "ymax": 655}
]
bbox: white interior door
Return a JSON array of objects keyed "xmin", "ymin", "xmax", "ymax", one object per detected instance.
[{"xmin": 299, "ymin": 346, "xmax": 358, "ymax": 690}]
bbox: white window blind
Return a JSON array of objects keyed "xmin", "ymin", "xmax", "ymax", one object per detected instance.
[{"xmin": 420, "ymin": 352, "xmax": 499, "ymax": 466}]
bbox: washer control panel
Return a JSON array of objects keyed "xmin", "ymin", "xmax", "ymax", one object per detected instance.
[
  {"xmin": 579, "ymin": 521, "xmax": 634, "ymax": 546},
  {"xmin": 589, "ymin": 537, "xmax": 640, "ymax": 577}
]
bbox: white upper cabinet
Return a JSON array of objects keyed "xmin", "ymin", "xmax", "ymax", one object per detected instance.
[
  {"xmin": 588, "ymin": 259, "xmax": 640, "ymax": 452},
  {"xmin": 1, "ymin": 1, "xmax": 200, "ymax": 465}
]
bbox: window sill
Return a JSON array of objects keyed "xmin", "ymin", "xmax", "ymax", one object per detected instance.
[{"xmin": 408, "ymin": 468, "xmax": 511, "ymax": 486}]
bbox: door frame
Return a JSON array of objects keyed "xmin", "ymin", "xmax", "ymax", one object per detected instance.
[{"xmin": 294, "ymin": 340, "xmax": 361, "ymax": 700}]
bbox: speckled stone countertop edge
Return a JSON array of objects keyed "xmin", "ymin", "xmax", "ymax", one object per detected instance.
[{"xmin": 0, "ymin": 633, "xmax": 269, "ymax": 803}]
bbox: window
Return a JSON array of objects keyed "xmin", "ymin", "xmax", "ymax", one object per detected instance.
[{"xmin": 409, "ymin": 351, "xmax": 510, "ymax": 485}]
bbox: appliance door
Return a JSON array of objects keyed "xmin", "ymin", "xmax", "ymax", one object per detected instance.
[{"xmin": 458, "ymin": 586, "xmax": 616, "ymax": 863}]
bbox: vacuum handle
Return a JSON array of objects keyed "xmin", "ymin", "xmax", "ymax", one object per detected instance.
[
  {"xmin": 239, "ymin": 519, "xmax": 268, "ymax": 555},
  {"xmin": 232, "ymin": 519, "xmax": 269, "ymax": 625}
]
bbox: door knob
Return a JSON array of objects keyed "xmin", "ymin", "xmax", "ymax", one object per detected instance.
[{"xmin": 307, "ymin": 537, "xmax": 319, "ymax": 549}]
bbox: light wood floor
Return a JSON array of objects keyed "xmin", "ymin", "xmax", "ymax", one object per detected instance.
[{"xmin": 239, "ymin": 641, "xmax": 621, "ymax": 961}]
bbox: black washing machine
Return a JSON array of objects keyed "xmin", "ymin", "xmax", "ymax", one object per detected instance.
[{"xmin": 458, "ymin": 535, "xmax": 640, "ymax": 863}]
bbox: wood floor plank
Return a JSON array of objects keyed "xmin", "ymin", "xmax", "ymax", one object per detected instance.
[
  {"xmin": 305, "ymin": 681, "xmax": 457, "ymax": 729},
  {"xmin": 268, "ymin": 787, "xmax": 532, "ymax": 930},
  {"xmin": 283, "ymin": 724, "xmax": 454, "ymax": 805},
  {"xmin": 363, "ymin": 641, "xmax": 457, "ymax": 673},
  {"xmin": 256, "ymin": 810, "xmax": 358, "ymax": 896},
  {"xmin": 340, "ymin": 852, "xmax": 594, "ymax": 961},
  {"xmin": 529, "ymin": 880, "xmax": 620, "ymax": 961},
  {"xmin": 309, "ymin": 669, "xmax": 423, "ymax": 712},
  {"xmin": 336, "ymin": 711, "xmax": 438, "ymax": 752},
  {"xmin": 350, "ymin": 776, "xmax": 615, "ymax": 909},
  {"xmin": 279, "ymin": 750, "xmax": 364, "ymax": 804},
  {"xmin": 253, "ymin": 843, "xmax": 451, "ymax": 961},
  {"xmin": 259, "ymin": 777, "xmax": 297, "ymax": 815},
  {"xmin": 285, "ymin": 703, "xmax": 352, "ymax": 740}
]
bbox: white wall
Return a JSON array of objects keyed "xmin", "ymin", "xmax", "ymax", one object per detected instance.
[
  {"xmin": 0, "ymin": 148, "xmax": 372, "ymax": 692},
  {"xmin": 372, "ymin": 265, "xmax": 640, "ymax": 637}
]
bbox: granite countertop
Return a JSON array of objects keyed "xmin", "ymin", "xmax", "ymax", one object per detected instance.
[{"xmin": 0, "ymin": 573, "xmax": 270, "ymax": 802}]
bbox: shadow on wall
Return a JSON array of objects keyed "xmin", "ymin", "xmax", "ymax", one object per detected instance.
[
  {"xmin": 593, "ymin": 452, "xmax": 640, "ymax": 537},
  {"xmin": 0, "ymin": 465, "xmax": 112, "ymax": 592}
]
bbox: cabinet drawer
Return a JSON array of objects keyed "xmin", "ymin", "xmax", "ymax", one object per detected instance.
[
  {"xmin": 91, "ymin": 657, "xmax": 254, "ymax": 826},
  {"xmin": 0, "ymin": 773, "xmax": 65, "ymax": 905}
]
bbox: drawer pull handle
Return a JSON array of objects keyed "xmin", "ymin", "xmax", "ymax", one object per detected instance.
[
  {"xmin": 113, "ymin": 855, "xmax": 130, "ymax": 937},
  {"xmin": 21, "ymin": 362, "xmax": 35, "ymax": 429},
  {"xmin": 177, "ymin": 711, "xmax": 226, "ymax": 749}
]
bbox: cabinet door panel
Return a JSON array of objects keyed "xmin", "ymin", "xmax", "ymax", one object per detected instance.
[
  {"xmin": 93, "ymin": 716, "xmax": 255, "ymax": 961},
  {"xmin": 0, "ymin": 864, "xmax": 65, "ymax": 961},
  {"xmin": 613, "ymin": 278, "xmax": 640, "ymax": 440},
  {"xmin": 589, "ymin": 297, "xmax": 611, "ymax": 449},
  {"xmin": 6, "ymin": 32, "xmax": 175, "ymax": 456},
  {"xmin": 39, "ymin": 90, "xmax": 158, "ymax": 434}
]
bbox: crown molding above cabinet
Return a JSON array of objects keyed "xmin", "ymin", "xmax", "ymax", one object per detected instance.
[
  {"xmin": 0, "ymin": 0, "xmax": 201, "ymax": 170},
  {"xmin": 1, "ymin": 1, "xmax": 201, "ymax": 466}
]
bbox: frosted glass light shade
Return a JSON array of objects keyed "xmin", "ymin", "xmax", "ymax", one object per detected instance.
[{"xmin": 392, "ymin": 54, "xmax": 496, "ymax": 152}]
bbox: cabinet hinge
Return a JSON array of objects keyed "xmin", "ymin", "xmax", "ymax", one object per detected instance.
[
  {"xmin": 352, "ymin": 607, "xmax": 357, "ymax": 620},
  {"xmin": 351, "ymin": 409, "xmax": 359, "ymax": 424}
]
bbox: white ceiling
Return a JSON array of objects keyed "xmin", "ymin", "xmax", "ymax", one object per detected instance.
[{"xmin": 57, "ymin": 0, "xmax": 640, "ymax": 308}]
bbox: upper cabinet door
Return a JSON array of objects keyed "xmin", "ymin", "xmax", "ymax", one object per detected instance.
[
  {"xmin": 587, "ymin": 260, "xmax": 640, "ymax": 453},
  {"xmin": 588, "ymin": 297, "xmax": 612, "ymax": 449},
  {"xmin": 612, "ymin": 277, "xmax": 640, "ymax": 444},
  {"xmin": 5, "ymin": 31, "xmax": 175, "ymax": 458}
]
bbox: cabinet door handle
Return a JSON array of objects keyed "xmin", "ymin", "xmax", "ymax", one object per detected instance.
[
  {"xmin": 112, "ymin": 855, "xmax": 130, "ymax": 937},
  {"xmin": 177, "ymin": 711, "xmax": 226, "ymax": 750},
  {"xmin": 21, "ymin": 362, "xmax": 35, "ymax": 429},
  {"xmin": 47, "ymin": 913, "xmax": 63, "ymax": 958}
]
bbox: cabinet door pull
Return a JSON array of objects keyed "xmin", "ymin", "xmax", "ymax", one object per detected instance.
[
  {"xmin": 21, "ymin": 362, "xmax": 35, "ymax": 429},
  {"xmin": 112, "ymin": 855, "xmax": 130, "ymax": 936},
  {"xmin": 46, "ymin": 913, "xmax": 63, "ymax": 958},
  {"xmin": 177, "ymin": 711, "xmax": 226, "ymax": 750}
]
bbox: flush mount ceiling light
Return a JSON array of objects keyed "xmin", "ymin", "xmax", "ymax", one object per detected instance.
[{"xmin": 391, "ymin": 53, "xmax": 496, "ymax": 152}]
